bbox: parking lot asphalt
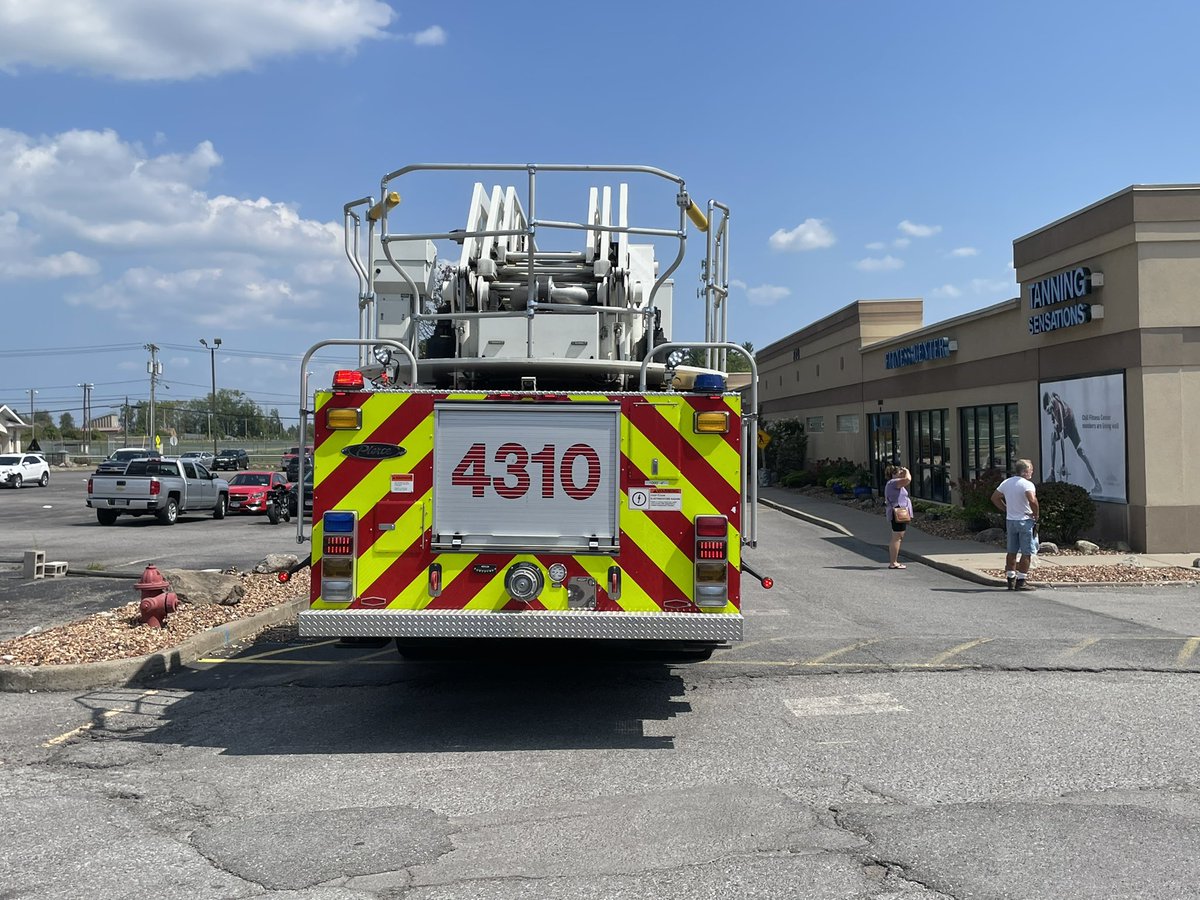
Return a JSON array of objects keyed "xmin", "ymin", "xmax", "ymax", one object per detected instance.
[{"xmin": 0, "ymin": 468, "xmax": 305, "ymax": 640}]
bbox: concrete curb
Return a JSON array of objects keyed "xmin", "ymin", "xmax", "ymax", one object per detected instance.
[
  {"xmin": 0, "ymin": 596, "xmax": 308, "ymax": 693},
  {"xmin": 759, "ymin": 497, "xmax": 853, "ymax": 538}
]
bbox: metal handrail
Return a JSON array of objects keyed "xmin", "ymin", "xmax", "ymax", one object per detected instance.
[
  {"xmin": 638, "ymin": 342, "xmax": 759, "ymax": 548},
  {"xmin": 364, "ymin": 163, "xmax": 693, "ymax": 360},
  {"xmin": 294, "ymin": 339, "xmax": 418, "ymax": 544}
]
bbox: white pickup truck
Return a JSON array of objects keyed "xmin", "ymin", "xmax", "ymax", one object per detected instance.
[{"xmin": 86, "ymin": 457, "xmax": 230, "ymax": 525}]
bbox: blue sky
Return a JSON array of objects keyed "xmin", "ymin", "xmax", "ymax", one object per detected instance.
[{"xmin": 2, "ymin": 0, "xmax": 1199, "ymax": 433}]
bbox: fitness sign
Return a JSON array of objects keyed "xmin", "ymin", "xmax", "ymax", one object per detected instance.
[{"xmin": 1027, "ymin": 266, "xmax": 1103, "ymax": 335}]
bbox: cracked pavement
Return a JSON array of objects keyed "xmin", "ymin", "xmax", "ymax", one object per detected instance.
[{"xmin": 1, "ymin": 508, "xmax": 1198, "ymax": 898}]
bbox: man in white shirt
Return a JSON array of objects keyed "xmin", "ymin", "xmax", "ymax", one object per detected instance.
[{"xmin": 991, "ymin": 459, "xmax": 1040, "ymax": 591}]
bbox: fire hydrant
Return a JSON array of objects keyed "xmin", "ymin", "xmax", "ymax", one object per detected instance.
[{"xmin": 136, "ymin": 564, "xmax": 179, "ymax": 628}]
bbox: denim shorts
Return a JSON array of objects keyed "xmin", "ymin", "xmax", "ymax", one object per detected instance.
[{"xmin": 1006, "ymin": 518, "xmax": 1035, "ymax": 555}]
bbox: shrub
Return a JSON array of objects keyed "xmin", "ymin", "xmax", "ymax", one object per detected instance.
[
  {"xmin": 780, "ymin": 470, "xmax": 816, "ymax": 488},
  {"xmin": 957, "ymin": 467, "xmax": 1005, "ymax": 531},
  {"xmin": 762, "ymin": 418, "xmax": 806, "ymax": 473},
  {"xmin": 1037, "ymin": 481, "xmax": 1095, "ymax": 543}
]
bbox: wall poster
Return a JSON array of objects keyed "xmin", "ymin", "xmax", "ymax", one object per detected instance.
[{"xmin": 1038, "ymin": 372, "xmax": 1126, "ymax": 503}]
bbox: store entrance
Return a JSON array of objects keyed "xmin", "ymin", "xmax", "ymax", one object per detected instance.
[{"xmin": 868, "ymin": 412, "xmax": 899, "ymax": 491}]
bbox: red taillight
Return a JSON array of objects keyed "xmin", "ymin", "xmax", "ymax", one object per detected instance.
[
  {"xmin": 277, "ymin": 570, "xmax": 290, "ymax": 583},
  {"xmin": 762, "ymin": 577, "xmax": 774, "ymax": 590},
  {"xmin": 695, "ymin": 515, "xmax": 727, "ymax": 537},
  {"xmin": 697, "ymin": 540, "xmax": 726, "ymax": 560},
  {"xmin": 332, "ymin": 369, "xmax": 364, "ymax": 389},
  {"xmin": 87, "ymin": 477, "xmax": 93, "ymax": 493},
  {"xmin": 149, "ymin": 479, "xmax": 161, "ymax": 496},
  {"xmin": 323, "ymin": 535, "xmax": 354, "ymax": 556}
]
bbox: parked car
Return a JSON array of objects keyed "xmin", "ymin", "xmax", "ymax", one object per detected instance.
[
  {"xmin": 226, "ymin": 470, "xmax": 289, "ymax": 514},
  {"xmin": 180, "ymin": 450, "xmax": 215, "ymax": 468},
  {"xmin": 96, "ymin": 447, "xmax": 160, "ymax": 475},
  {"xmin": 212, "ymin": 448, "xmax": 250, "ymax": 470},
  {"xmin": 288, "ymin": 468, "xmax": 313, "ymax": 518},
  {"xmin": 87, "ymin": 457, "xmax": 229, "ymax": 525},
  {"xmin": 284, "ymin": 452, "xmax": 313, "ymax": 483},
  {"xmin": 0, "ymin": 453, "xmax": 50, "ymax": 488},
  {"xmin": 280, "ymin": 446, "xmax": 313, "ymax": 471}
]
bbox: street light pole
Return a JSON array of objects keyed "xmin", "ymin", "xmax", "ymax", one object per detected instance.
[
  {"xmin": 200, "ymin": 338, "xmax": 222, "ymax": 455},
  {"xmin": 26, "ymin": 388, "xmax": 37, "ymax": 447}
]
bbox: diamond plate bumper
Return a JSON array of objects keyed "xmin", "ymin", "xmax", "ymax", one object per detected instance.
[{"xmin": 298, "ymin": 609, "xmax": 743, "ymax": 641}]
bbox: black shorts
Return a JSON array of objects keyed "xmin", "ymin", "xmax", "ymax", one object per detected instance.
[{"xmin": 891, "ymin": 520, "xmax": 907, "ymax": 533}]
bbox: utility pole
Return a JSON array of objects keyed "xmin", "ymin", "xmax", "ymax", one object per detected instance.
[
  {"xmin": 145, "ymin": 343, "xmax": 161, "ymax": 448},
  {"xmin": 26, "ymin": 388, "xmax": 37, "ymax": 448},
  {"xmin": 77, "ymin": 382, "xmax": 94, "ymax": 454},
  {"xmin": 199, "ymin": 337, "xmax": 222, "ymax": 454},
  {"xmin": 124, "ymin": 396, "xmax": 129, "ymax": 445}
]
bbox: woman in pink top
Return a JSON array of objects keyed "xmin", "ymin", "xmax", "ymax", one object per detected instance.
[{"xmin": 883, "ymin": 466, "xmax": 914, "ymax": 569}]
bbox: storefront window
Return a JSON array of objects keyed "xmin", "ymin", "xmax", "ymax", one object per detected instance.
[
  {"xmin": 806, "ymin": 416, "xmax": 824, "ymax": 433},
  {"xmin": 836, "ymin": 414, "xmax": 859, "ymax": 433},
  {"xmin": 960, "ymin": 404, "xmax": 1018, "ymax": 483},
  {"xmin": 906, "ymin": 409, "xmax": 950, "ymax": 503}
]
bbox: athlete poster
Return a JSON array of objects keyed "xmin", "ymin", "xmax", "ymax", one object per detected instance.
[{"xmin": 1038, "ymin": 373, "xmax": 1126, "ymax": 503}]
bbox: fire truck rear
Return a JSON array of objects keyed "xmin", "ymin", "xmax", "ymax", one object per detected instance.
[{"xmin": 294, "ymin": 163, "xmax": 766, "ymax": 657}]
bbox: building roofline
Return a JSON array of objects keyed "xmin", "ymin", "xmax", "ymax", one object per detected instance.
[
  {"xmin": 1013, "ymin": 183, "xmax": 1200, "ymax": 245},
  {"xmin": 757, "ymin": 298, "xmax": 922, "ymax": 356},
  {"xmin": 866, "ymin": 296, "xmax": 1020, "ymax": 350}
]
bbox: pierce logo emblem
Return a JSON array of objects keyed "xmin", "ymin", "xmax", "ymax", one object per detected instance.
[{"xmin": 341, "ymin": 443, "xmax": 407, "ymax": 460}]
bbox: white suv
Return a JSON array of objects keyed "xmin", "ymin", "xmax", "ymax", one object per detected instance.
[{"xmin": 0, "ymin": 453, "xmax": 50, "ymax": 488}]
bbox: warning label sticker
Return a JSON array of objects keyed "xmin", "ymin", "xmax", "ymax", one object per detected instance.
[
  {"xmin": 390, "ymin": 473, "xmax": 414, "ymax": 494},
  {"xmin": 628, "ymin": 487, "xmax": 682, "ymax": 511}
]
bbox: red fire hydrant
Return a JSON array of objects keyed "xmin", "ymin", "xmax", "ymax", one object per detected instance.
[{"xmin": 136, "ymin": 564, "xmax": 179, "ymax": 628}]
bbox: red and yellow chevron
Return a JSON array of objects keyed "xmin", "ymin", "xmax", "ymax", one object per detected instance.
[{"xmin": 308, "ymin": 389, "xmax": 743, "ymax": 624}]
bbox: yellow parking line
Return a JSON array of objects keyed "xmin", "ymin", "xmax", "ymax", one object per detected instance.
[
  {"xmin": 1060, "ymin": 637, "xmax": 1100, "ymax": 659},
  {"xmin": 806, "ymin": 638, "xmax": 880, "ymax": 665},
  {"xmin": 926, "ymin": 638, "xmax": 992, "ymax": 666},
  {"xmin": 43, "ymin": 690, "xmax": 159, "ymax": 747},
  {"xmin": 703, "ymin": 659, "xmax": 970, "ymax": 669},
  {"xmin": 230, "ymin": 638, "xmax": 341, "ymax": 662},
  {"xmin": 196, "ymin": 656, "xmax": 396, "ymax": 666},
  {"xmin": 1176, "ymin": 637, "xmax": 1200, "ymax": 666}
]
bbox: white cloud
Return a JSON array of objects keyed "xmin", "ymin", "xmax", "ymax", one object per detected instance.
[
  {"xmin": 931, "ymin": 284, "xmax": 962, "ymax": 298},
  {"xmin": 856, "ymin": 255, "xmax": 904, "ymax": 272},
  {"xmin": 745, "ymin": 284, "xmax": 791, "ymax": 306},
  {"xmin": 898, "ymin": 219, "xmax": 941, "ymax": 238},
  {"xmin": 0, "ymin": 0, "xmax": 396, "ymax": 80},
  {"xmin": 865, "ymin": 241, "xmax": 886, "ymax": 251},
  {"xmin": 409, "ymin": 25, "xmax": 447, "ymax": 46},
  {"xmin": 892, "ymin": 238, "xmax": 911, "ymax": 249},
  {"xmin": 0, "ymin": 127, "xmax": 344, "ymax": 334},
  {"xmin": 950, "ymin": 247, "xmax": 978, "ymax": 257},
  {"xmin": 769, "ymin": 218, "xmax": 835, "ymax": 252},
  {"xmin": 0, "ymin": 210, "xmax": 100, "ymax": 279}
]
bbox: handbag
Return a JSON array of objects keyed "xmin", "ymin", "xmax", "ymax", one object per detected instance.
[{"xmin": 893, "ymin": 505, "xmax": 911, "ymax": 524}]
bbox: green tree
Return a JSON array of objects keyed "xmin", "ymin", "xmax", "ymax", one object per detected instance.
[
  {"xmin": 59, "ymin": 412, "xmax": 79, "ymax": 439},
  {"xmin": 726, "ymin": 341, "xmax": 754, "ymax": 373}
]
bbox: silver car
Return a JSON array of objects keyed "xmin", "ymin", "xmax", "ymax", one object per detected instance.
[{"xmin": 180, "ymin": 450, "xmax": 216, "ymax": 468}]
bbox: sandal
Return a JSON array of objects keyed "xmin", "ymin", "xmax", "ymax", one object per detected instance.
[{"xmin": 888, "ymin": 563, "xmax": 906, "ymax": 569}]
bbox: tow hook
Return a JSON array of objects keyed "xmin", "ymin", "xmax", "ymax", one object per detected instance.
[
  {"xmin": 135, "ymin": 564, "xmax": 179, "ymax": 628},
  {"xmin": 740, "ymin": 561, "xmax": 774, "ymax": 590}
]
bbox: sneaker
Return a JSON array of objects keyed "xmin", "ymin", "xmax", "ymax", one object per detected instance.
[
  {"xmin": 1015, "ymin": 581, "xmax": 1035, "ymax": 591},
  {"xmin": 1006, "ymin": 575, "xmax": 1016, "ymax": 591}
]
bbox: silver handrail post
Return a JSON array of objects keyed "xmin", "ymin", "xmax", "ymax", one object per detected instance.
[
  {"xmin": 638, "ymin": 341, "xmax": 759, "ymax": 548},
  {"xmin": 295, "ymin": 339, "xmax": 419, "ymax": 543}
]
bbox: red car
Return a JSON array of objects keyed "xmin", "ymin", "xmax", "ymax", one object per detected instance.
[{"xmin": 226, "ymin": 471, "xmax": 289, "ymax": 514}]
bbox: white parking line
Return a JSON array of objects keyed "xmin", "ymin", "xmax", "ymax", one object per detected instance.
[{"xmin": 784, "ymin": 692, "xmax": 908, "ymax": 718}]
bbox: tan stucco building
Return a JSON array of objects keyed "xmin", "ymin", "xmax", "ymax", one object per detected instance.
[{"xmin": 758, "ymin": 184, "xmax": 1200, "ymax": 552}]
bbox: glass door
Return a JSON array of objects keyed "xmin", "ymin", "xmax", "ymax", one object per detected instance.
[{"xmin": 868, "ymin": 412, "xmax": 899, "ymax": 491}]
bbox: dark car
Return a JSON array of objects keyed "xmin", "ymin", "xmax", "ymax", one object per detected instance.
[
  {"xmin": 288, "ymin": 469, "xmax": 313, "ymax": 518},
  {"xmin": 284, "ymin": 452, "xmax": 312, "ymax": 482},
  {"xmin": 212, "ymin": 448, "xmax": 250, "ymax": 471},
  {"xmin": 280, "ymin": 445, "xmax": 314, "ymax": 471},
  {"xmin": 96, "ymin": 447, "xmax": 161, "ymax": 475}
]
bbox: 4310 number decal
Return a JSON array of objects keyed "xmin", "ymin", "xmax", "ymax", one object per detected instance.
[{"xmin": 451, "ymin": 442, "xmax": 602, "ymax": 500}]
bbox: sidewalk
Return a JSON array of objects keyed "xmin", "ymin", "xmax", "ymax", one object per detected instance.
[{"xmin": 758, "ymin": 486, "xmax": 1200, "ymax": 587}]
